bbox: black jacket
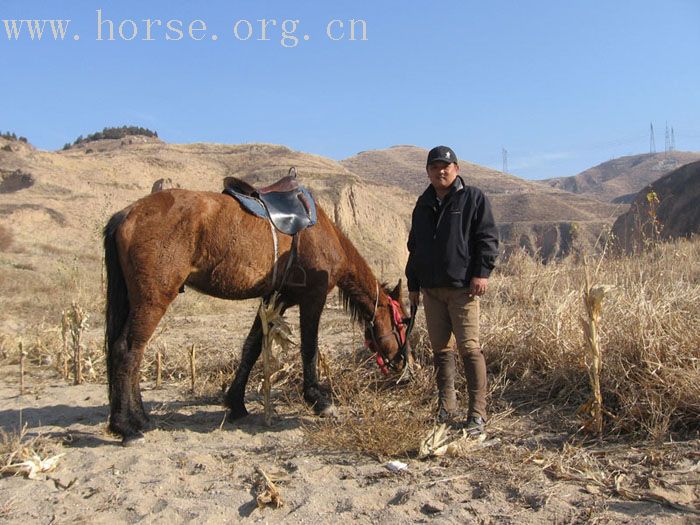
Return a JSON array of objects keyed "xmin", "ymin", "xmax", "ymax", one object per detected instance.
[{"xmin": 406, "ymin": 176, "xmax": 499, "ymax": 291}]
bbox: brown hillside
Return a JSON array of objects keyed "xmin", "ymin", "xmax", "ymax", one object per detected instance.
[
  {"xmin": 342, "ymin": 145, "xmax": 620, "ymax": 258},
  {"xmin": 0, "ymin": 139, "xmax": 415, "ymax": 330},
  {"xmin": 341, "ymin": 145, "xmax": 534, "ymax": 197},
  {"xmin": 611, "ymin": 160, "xmax": 700, "ymax": 252},
  {"xmin": 540, "ymin": 151, "xmax": 700, "ymax": 203}
]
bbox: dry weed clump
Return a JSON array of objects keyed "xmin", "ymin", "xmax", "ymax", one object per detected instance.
[
  {"xmin": 306, "ymin": 344, "xmax": 436, "ymax": 458},
  {"xmin": 0, "ymin": 426, "xmax": 63, "ymax": 479},
  {"xmin": 482, "ymin": 237, "xmax": 700, "ymax": 437}
]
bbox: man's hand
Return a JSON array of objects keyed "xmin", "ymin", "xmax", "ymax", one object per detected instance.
[
  {"xmin": 469, "ymin": 277, "xmax": 489, "ymax": 296},
  {"xmin": 409, "ymin": 291, "xmax": 421, "ymax": 308}
]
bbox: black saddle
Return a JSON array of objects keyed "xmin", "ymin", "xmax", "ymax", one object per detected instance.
[{"xmin": 222, "ymin": 167, "xmax": 317, "ymax": 235}]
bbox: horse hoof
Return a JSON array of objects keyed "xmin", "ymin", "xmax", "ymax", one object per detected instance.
[
  {"xmin": 319, "ymin": 404, "xmax": 338, "ymax": 418},
  {"xmin": 121, "ymin": 432, "xmax": 146, "ymax": 447},
  {"xmin": 227, "ymin": 406, "xmax": 249, "ymax": 421}
]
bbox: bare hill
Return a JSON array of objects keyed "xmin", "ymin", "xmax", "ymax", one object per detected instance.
[
  {"xmin": 539, "ymin": 151, "xmax": 700, "ymax": 203},
  {"xmin": 611, "ymin": 160, "xmax": 700, "ymax": 252},
  {"xmin": 342, "ymin": 145, "xmax": 620, "ymax": 258},
  {"xmin": 0, "ymin": 138, "xmax": 416, "ymax": 330},
  {"xmin": 342, "ymin": 145, "xmax": 535, "ymax": 198}
]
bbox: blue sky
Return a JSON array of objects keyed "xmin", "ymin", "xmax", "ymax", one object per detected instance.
[{"xmin": 1, "ymin": 1, "xmax": 699, "ymax": 179}]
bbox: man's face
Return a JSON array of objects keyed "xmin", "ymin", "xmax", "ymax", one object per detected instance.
[{"xmin": 427, "ymin": 161, "xmax": 459, "ymax": 194}]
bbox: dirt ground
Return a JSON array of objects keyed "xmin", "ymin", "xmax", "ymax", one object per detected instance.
[{"xmin": 1, "ymin": 304, "xmax": 698, "ymax": 524}]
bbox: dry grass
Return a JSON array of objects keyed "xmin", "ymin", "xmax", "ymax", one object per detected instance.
[
  {"xmin": 305, "ymin": 237, "xmax": 700, "ymax": 457},
  {"xmin": 483, "ymin": 237, "xmax": 700, "ymax": 438},
  {"xmin": 529, "ymin": 438, "xmax": 700, "ymax": 514},
  {"xmin": 305, "ymin": 345, "xmax": 436, "ymax": 459}
]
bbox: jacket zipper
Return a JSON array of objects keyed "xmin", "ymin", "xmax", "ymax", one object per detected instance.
[
  {"xmin": 433, "ymin": 204, "xmax": 448, "ymax": 239},
  {"xmin": 429, "ymin": 179, "xmax": 464, "ymax": 239}
]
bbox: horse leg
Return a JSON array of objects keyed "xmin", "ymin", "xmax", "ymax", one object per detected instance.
[
  {"xmin": 299, "ymin": 298, "xmax": 336, "ymax": 417},
  {"xmin": 225, "ymin": 314, "xmax": 263, "ymax": 420},
  {"xmin": 109, "ymin": 302, "xmax": 169, "ymax": 445},
  {"xmin": 108, "ymin": 325, "xmax": 137, "ymax": 440}
]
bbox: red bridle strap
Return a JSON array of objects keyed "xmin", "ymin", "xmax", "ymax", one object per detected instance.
[{"xmin": 365, "ymin": 296, "xmax": 407, "ymax": 375}]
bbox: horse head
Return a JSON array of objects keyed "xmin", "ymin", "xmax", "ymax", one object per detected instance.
[{"xmin": 365, "ymin": 280, "xmax": 413, "ymax": 375}]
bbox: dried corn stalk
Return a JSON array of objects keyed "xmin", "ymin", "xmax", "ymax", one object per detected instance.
[
  {"xmin": 580, "ymin": 270, "xmax": 613, "ymax": 435},
  {"xmin": 258, "ymin": 293, "xmax": 295, "ymax": 426},
  {"xmin": 1, "ymin": 428, "xmax": 64, "ymax": 480},
  {"xmin": 254, "ymin": 466, "xmax": 285, "ymax": 509},
  {"xmin": 189, "ymin": 344, "xmax": 197, "ymax": 392},
  {"xmin": 66, "ymin": 302, "xmax": 88, "ymax": 385},
  {"xmin": 60, "ymin": 310, "xmax": 70, "ymax": 379},
  {"xmin": 19, "ymin": 340, "xmax": 26, "ymax": 395},
  {"xmin": 418, "ymin": 424, "xmax": 450, "ymax": 459},
  {"xmin": 418, "ymin": 423, "xmax": 488, "ymax": 459},
  {"xmin": 1, "ymin": 452, "xmax": 65, "ymax": 480}
]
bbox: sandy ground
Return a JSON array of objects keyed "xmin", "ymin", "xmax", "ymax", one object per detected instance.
[{"xmin": 2, "ymin": 369, "xmax": 698, "ymax": 523}]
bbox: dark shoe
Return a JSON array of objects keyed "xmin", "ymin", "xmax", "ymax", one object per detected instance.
[
  {"xmin": 463, "ymin": 415, "xmax": 485, "ymax": 436},
  {"xmin": 436, "ymin": 406, "xmax": 457, "ymax": 424}
]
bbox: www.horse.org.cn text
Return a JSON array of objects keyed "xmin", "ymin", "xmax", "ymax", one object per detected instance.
[{"xmin": 1, "ymin": 10, "xmax": 369, "ymax": 47}]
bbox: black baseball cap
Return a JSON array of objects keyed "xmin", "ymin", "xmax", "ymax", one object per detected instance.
[{"xmin": 426, "ymin": 145, "xmax": 458, "ymax": 166}]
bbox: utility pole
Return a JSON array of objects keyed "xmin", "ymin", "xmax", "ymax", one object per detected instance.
[
  {"xmin": 671, "ymin": 127, "xmax": 675, "ymax": 151},
  {"xmin": 649, "ymin": 122, "xmax": 656, "ymax": 154},
  {"xmin": 665, "ymin": 121, "xmax": 670, "ymax": 154},
  {"xmin": 502, "ymin": 148, "xmax": 508, "ymax": 174}
]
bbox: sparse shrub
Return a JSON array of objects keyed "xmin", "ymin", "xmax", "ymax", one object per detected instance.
[
  {"xmin": 71, "ymin": 125, "xmax": 158, "ymax": 146},
  {"xmin": 0, "ymin": 170, "xmax": 35, "ymax": 193},
  {"xmin": 0, "ymin": 131, "xmax": 27, "ymax": 142}
]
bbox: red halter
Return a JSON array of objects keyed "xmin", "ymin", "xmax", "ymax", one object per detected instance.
[{"xmin": 366, "ymin": 296, "xmax": 408, "ymax": 376}]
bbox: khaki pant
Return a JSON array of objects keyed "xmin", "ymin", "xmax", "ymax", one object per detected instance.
[{"xmin": 422, "ymin": 287, "xmax": 487, "ymax": 418}]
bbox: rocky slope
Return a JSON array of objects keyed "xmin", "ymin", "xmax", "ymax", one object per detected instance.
[
  {"xmin": 539, "ymin": 151, "xmax": 700, "ymax": 203},
  {"xmin": 611, "ymin": 160, "xmax": 700, "ymax": 253}
]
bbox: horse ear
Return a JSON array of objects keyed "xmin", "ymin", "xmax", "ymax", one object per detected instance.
[
  {"xmin": 389, "ymin": 279, "xmax": 402, "ymax": 300},
  {"xmin": 288, "ymin": 166, "xmax": 297, "ymax": 178}
]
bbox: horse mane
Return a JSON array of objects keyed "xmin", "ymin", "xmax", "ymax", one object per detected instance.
[
  {"xmin": 338, "ymin": 280, "xmax": 389, "ymax": 324},
  {"xmin": 332, "ymin": 223, "xmax": 385, "ymax": 325}
]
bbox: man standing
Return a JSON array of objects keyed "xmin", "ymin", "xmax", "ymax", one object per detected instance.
[{"xmin": 406, "ymin": 146, "xmax": 499, "ymax": 435}]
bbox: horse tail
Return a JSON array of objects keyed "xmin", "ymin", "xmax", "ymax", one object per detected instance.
[{"xmin": 104, "ymin": 210, "xmax": 129, "ymax": 401}]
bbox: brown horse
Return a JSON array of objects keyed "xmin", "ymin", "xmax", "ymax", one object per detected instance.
[{"xmin": 104, "ymin": 188, "xmax": 408, "ymax": 445}]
